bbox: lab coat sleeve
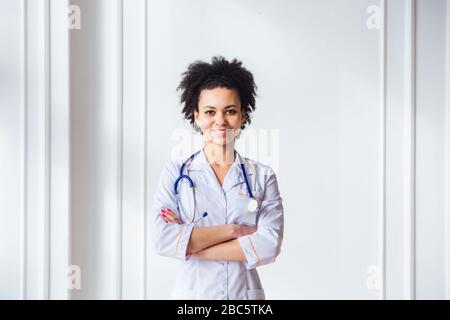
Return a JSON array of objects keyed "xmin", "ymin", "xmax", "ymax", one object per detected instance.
[
  {"xmin": 150, "ymin": 160, "xmax": 194, "ymax": 261},
  {"xmin": 238, "ymin": 168, "xmax": 284, "ymax": 269}
]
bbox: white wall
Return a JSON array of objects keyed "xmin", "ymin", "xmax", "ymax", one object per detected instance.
[
  {"xmin": 415, "ymin": 0, "xmax": 449, "ymax": 299},
  {"xmin": 0, "ymin": 0, "xmax": 449, "ymax": 300},
  {"xmin": 0, "ymin": 0, "xmax": 23, "ymax": 299},
  {"xmin": 0, "ymin": 0, "xmax": 70, "ymax": 299},
  {"xmin": 70, "ymin": 0, "xmax": 148, "ymax": 299}
]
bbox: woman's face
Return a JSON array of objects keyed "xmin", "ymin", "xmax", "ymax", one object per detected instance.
[{"xmin": 195, "ymin": 87, "xmax": 244, "ymax": 146}]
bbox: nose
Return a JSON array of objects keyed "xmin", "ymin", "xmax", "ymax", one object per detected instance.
[{"xmin": 214, "ymin": 112, "xmax": 227, "ymax": 126}]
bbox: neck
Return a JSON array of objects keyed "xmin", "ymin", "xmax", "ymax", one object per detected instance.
[{"xmin": 203, "ymin": 142, "xmax": 235, "ymax": 166}]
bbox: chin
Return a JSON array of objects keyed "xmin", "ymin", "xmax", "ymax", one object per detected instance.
[
  {"xmin": 208, "ymin": 131, "xmax": 235, "ymax": 145},
  {"xmin": 211, "ymin": 138, "xmax": 228, "ymax": 146}
]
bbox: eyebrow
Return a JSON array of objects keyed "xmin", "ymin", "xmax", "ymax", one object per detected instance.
[{"xmin": 202, "ymin": 105, "xmax": 239, "ymax": 109}]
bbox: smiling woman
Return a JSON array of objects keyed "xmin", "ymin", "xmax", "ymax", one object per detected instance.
[{"xmin": 150, "ymin": 56, "xmax": 284, "ymax": 300}]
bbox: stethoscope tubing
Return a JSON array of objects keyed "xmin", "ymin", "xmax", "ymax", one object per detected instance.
[{"xmin": 173, "ymin": 150, "xmax": 256, "ymax": 225}]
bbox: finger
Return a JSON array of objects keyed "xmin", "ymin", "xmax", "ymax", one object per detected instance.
[
  {"xmin": 163, "ymin": 209, "xmax": 179, "ymax": 221},
  {"xmin": 163, "ymin": 212, "xmax": 176, "ymax": 222},
  {"xmin": 162, "ymin": 213, "xmax": 174, "ymax": 223},
  {"xmin": 166, "ymin": 209, "xmax": 180, "ymax": 218},
  {"xmin": 168, "ymin": 215, "xmax": 180, "ymax": 224},
  {"xmin": 160, "ymin": 209, "xmax": 173, "ymax": 219},
  {"xmin": 160, "ymin": 213, "xmax": 169, "ymax": 223},
  {"xmin": 161, "ymin": 208, "xmax": 181, "ymax": 224},
  {"xmin": 160, "ymin": 210, "xmax": 174, "ymax": 222}
]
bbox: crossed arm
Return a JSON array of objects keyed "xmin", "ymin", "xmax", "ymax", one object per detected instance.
[
  {"xmin": 188, "ymin": 225, "xmax": 251, "ymax": 261},
  {"xmin": 161, "ymin": 208, "xmax": 256, "ymax": 261}
]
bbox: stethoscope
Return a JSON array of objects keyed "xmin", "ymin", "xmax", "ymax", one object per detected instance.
[{"xmin": 173, "ymin": 150, "xmax": 260, "ymax": 226}]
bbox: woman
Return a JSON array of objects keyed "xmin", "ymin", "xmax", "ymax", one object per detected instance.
[{"xmin": 151, "ymin": 56, "xmax": 284, "ymax": 300}]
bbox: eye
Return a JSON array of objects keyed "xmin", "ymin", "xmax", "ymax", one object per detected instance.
[
  {"xmin": 205, "ymin": 110, "xmax": 215, "ymax": 116},
  {"xmin": 226, "ymin": 110, "xmax": 237, "ymax": 115}
]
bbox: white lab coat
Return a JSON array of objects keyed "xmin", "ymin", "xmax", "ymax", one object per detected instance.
[{"xmin": 150, "ymin": 148, "xmax": 284, "ymax": 300}]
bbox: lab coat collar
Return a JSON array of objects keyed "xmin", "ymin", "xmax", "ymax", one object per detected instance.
[
  {"xmin": 185, "ymin": 148, "xmax": 210, "ymax": 171},
  {"xmin": 222, "ymin": 152, "xmax": 256, "ymax": 193},
  {"xmin": 187, "ymin": 148, "xmax": 255, "ymax": 193}
]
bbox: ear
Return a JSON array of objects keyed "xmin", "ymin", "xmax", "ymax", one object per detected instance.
[
  {"xmin": 241, "ymin": 113, "xmax": 246, "ymax": 125},
  {"xmin": 194, "ymin": 111, "xmax": 200, "ymax": 124}
]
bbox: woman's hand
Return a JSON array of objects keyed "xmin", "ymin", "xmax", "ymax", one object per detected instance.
[{"xmin": 160, "ymin": 208, "xmax": 180, "ymax": 224}]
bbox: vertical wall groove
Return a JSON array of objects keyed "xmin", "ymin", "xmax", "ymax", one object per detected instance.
[
  {"xmin": 118, "ymin": 0, "xmax": 124, "ymax": 300},
  {"xmin": 404, "ymin": 0, "xmax": 416, "ymax": 300},
  {"xmin": 44, "ymin": 0, "xmax": 51, "ymax": 299},
  {"xmin": 410, "ymin": 0, "xmax": 416, "ymax": 300},
  {"xmin": 143, "ymin": 0, "xmax": 148, "ymax": 300},
  {"xmin": 445, "ymin": 0, "xmax": 450, "ymax": 300},
  {"xmin": 20, "ymin": 0, "xmax": 28, "ymax": 300},
  {"xmin": 379, "ymin": 0, "xmax": 387, "ymax": 301}
]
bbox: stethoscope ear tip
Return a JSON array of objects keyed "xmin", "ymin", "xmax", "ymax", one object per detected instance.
[{"xmin": 202, "ymin": 212, "xmax": 208, "ymax": 217}]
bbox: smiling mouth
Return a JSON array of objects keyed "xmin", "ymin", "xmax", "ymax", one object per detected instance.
[{"xmin": 210, "ymin": 129, "xmax": 233, "ymax": 137}]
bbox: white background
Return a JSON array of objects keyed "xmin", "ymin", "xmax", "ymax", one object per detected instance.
[{"xmin": 0, "ymin": 0, "xmax": 449, "ymax": 299}]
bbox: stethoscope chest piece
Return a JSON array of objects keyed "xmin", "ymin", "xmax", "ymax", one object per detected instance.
[{"xmin": 247, "ymin": 198, "xmax": 259, "ymax": 213}]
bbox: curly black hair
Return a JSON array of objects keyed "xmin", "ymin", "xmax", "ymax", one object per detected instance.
[{"xmin": 177, "ymin": 56, "xmax": 257, "ymax": 131}]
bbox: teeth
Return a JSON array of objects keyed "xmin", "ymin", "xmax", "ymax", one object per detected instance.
[{"xmin": 210, "ymin": 129, "xmax": 233, "ymax": 133}]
